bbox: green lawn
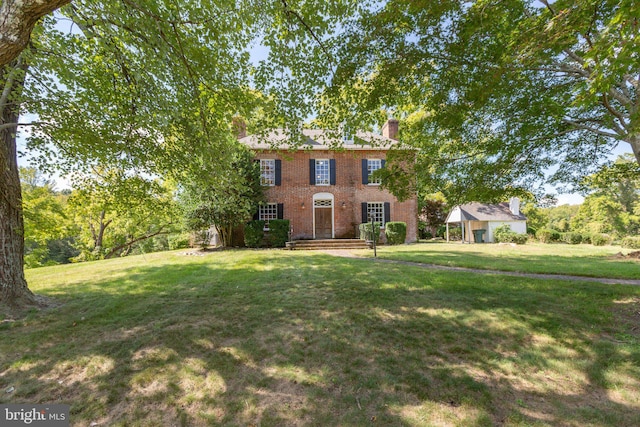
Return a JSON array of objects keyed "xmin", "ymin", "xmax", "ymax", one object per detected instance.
[
  {"xmin": 1, "ymin": 249, "xmax": 640, "ymax": 426},
  {"xmin": 364, "ymin": 242, "xmax": 640, "ymax": 280}
]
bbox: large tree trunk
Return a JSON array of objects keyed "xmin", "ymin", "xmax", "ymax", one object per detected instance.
[
  {"xmin": 0, "ymin": 66, "xmax": 35, "ymax": 308},
  {"xmin": 0, "ymin": 0, "xmax": 72, "ymax": 68},
  {"xmin": 628, "ymin": 134, "xmax": 640, "ymax": 167}
]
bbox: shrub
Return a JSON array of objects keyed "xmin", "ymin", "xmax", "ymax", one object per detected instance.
[
  {"xmin": 563, "ymin": 232, "xmax": 583, "ymax": 245},
  {"xmin": 494, "ymin": 224, "xmax": 528, "ymax": 245},
  {"xmin": 359, "ymin": 222, "xmax": 382, "ymax": 243},
  {"xmin": 581, "ymin": 233, "xmax": 592, "ymax": 244},
  {"xmin": 621, "ymin": 236, "xmax": 640, "ymax": 249},
  {"xmin": 385, "ymin": 222, "xmax": 407, "ymax": 245},
  {"xmin": 536, "ymin": 228, "xmax": 561, "ymax": 243},
  {"xmin": 244, "ymin": 220, "xmax": 265, "ymax": 248},
  {"xmin": 267, "ymin": 219, "xmax": 290, "ymax": 248},
  {"xmin": 591, "ymin": 233, "xmax": 612, "ymax": 246},
  {"xmin": 168, "ymin": 233, "xmax": 191, "ymax": 250}
]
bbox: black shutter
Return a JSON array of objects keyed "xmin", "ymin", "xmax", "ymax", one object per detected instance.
[
  {"xmin": 384, "ymin": 202, "xmax": 391, "ymax": 225},
  {"xmin": 253, "ymin": 209, "xmax": 259, "ymax": 221},
  {"xmin": 277, "ymin": 203, "xmax": 284, "ymax": 220},
  {"xmin": 361, "ymin": 202, "xmax": 368, "ymax": 224},
  {"xmin": 330, "ymin": 159, "xmax": 336, "ymax": 185},
  {"xmin": 309, "ymin": 159, "xmax": 316, "ymax": 185},
  {"xmin": 381, "ymin": 159, "xmax": 386, "ymax": 169},
  {"xmin": 275, "ymin": 160, "xmax": 282, "ymax": 186},
  {"xmin": 361, "ymin": 159, "xmax": 368, "ymax": 184}
]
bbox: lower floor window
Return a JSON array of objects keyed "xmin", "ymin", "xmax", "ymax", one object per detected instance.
[
  {"xmin": 367, "ymin": 202, "xmax": 385, "ymax": 226},
  {"xmin": 259, "ymin": 203, "xmax": 278, "ymax": 226}
]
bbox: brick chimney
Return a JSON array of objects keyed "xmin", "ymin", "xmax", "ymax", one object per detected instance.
[
  {"xmin": 232, "ymin": 116, "xmax": 247, "ymax": 139},
  {"xmin": 509, "ymin": 197, "xmax": 520, "ymax": 216},
  {"xmin": 382, "ymin": 119, "xmax": 399, "ymax": 141}
]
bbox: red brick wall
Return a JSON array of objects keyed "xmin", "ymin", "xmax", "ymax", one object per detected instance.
[{"xmin": 255, "ymin": 149, "xmax": 418, "ymax": 242}]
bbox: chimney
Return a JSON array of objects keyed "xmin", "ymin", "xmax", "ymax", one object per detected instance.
[
  {"xmin": 382, "ymin": 119, "xmax": 399, "ymax": 141},
  {"xmin": 509, "ymin": 197, "xmax": 520, "ymax": 216},
  {"xmin": 232, "ymin": 116, "xmax": 247, "ymax": 139}
]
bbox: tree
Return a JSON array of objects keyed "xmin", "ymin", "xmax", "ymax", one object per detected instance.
[
  {"xmin": 322, "ymin": 0, "xmax": 640, "ymax": 201},
  {"xmin": 418, "ymin": 193, "xmax": 447, "ymax": 238},
  {"xmin": 20, "ymin": 167, "xmax": 75, "ymax": 267},
  {"xmin": 180, "ymin": 142, "xmax": 263, "ymax": 247},
  {"xmin": 1, "ymin": 0, "xmax": 359, "ymax": 308},
  {"xmin": 68, "ymin": 171, "xmax": 178, "ymax": 260}
]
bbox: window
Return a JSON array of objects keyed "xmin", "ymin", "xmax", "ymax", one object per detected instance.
[
  {"xmin": 367, "ymin": 202, "xmax": 385, "ymax": 226},
  {"xmin": 260, "ymin": 159, "xmax": 275, "ymax": 186},
  {"xmin": 367, "ymin": 159, "xmax": 382, "ymax": 185},
  {"xmin": 315, "ymin": 159, "xmax": 330, "ymax": 185},
  {"xmin": 259, "ymin": 203, "xmax": 278, "ymax": 224}
]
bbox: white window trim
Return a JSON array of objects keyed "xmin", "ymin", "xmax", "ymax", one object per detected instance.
[
  {"xmin": 259, "ymin": 203, "xmax": 278, "ymax": 230},
  {"xmin": 367, "ymin": 201, "xmax": 386, "ymax": 227},
  {"xmin": 260, "ymin": 159, "xmax": 276, "ymax": 187},
  {"xmin": 315, "ymin": 159, "xmax": 330, "ymax": 186},
  {"xmin": 367, "ymin": 159, "xmax": 382, "ymax": 186}
]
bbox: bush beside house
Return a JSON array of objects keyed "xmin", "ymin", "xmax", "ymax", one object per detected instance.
[
  {"xmin": 385, "ymin": 222, "xmax": 407, "ymax": 245},
  {"xmin": 494, "ymin": 225, "xmax": 528, "ymax": 244}
]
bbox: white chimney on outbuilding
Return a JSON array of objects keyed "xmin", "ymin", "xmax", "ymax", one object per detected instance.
[{"xmin": 509, "ymin": 197, "xmax": 520, "ymax": 216}]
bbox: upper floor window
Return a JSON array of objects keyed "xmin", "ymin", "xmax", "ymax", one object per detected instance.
[
  {"xmin": 260, "ymin": 159, "xmax": 275, "ymax": 186},
  {"xmin": 367, "ymin": 159, "xmax": 382, "ymax": 185},
  {"xmin": 315, "ymin": 159, "xmax": 330, "ymax": 185}
]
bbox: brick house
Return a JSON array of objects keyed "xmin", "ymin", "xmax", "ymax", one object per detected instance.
[{"xmin": 238, "ymin": 120, "xmax": 418, "ymax": 243}]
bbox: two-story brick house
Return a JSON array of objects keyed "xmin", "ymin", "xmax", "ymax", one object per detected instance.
[{"xmin": 239, "ymin": 119, "xmax": 418, "ymax": 243}]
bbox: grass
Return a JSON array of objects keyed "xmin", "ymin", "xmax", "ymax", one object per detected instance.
[
  {"xmin": 364, "ymin": 242, "xmax": 640, "ymax": 280},
  {"xmin": 0, "ymin": 248, "xmax": 639, "ymax": 426}
]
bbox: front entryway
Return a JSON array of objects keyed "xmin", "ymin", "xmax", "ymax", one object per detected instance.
[{"xmin": 313, "ymin": 193, "xmax": 334, "ymax": 239}]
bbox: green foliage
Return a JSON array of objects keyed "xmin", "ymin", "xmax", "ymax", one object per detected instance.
[
  {"xmin": 536, "ymin": 228, "xmax": 561, "ymax": 243},
  {"xmin": 418, "ymin": 194, "xmax": 447, "ymax": 238},
  {"xmin": 180, "ymin": 144, "xmax": 264, "ymax": 247},
  {"xmin": 494, "ymin": 225, "xmax": 528, "ymax": 245},
  {"xmin": 591, "ymin": 233, "xmax": 612, "ymax": 247},
  {"xmin": 359, "ymin": 222, "xmax": 381, "ymax": 243},
  {"xmin": 385, "ymin": 222, "xmax": 407, "ymax": 245},
  {"xmin": 168, "ymin": 233, "xmax": 191, "ymax": 250},
  {"xmin": 323, "ymin": 0, "xmax": 640, "ymax": 202},
  {"xmin": 244, "ymin": 221, "xmax": 265, "ymax": 248},
  {"xmin": 563, "ymin": 232, "xmax": 583, "ymax": 245},
  {"xmin": 69, "ymin": 171, "xmax": 179, "ymax": 260},
  {"xmin": 266, "ymin": 219, "xmax": 290, "ymax": 248},
  {"xmin": 621, "ymin": 237, "xmax": 640, "ymax": 249}
]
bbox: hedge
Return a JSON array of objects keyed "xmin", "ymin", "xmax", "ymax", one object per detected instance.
[
  {"xmin": 591, "ymin": 233, "xmax": 612, "ymax": 246},
  {"xmin": 385, "ymin": 222, "xmax": 407, "ymax": 245},
  {"xmin": 359, "ymin": 222, "xmax": 382, "ymax": 243},
  {"xmin": 267, "ymin": 219, "xmax": 290, "ymax": 248},
  {"xmin": 494, "ymin": 224, "xmax": 528, "ymax": 245},
  {"xmin": 536, "ymin": 228, "xmax": 561, "ymax": 243},
  {"xmin": 621, "ymin": 236, "xmax": 640, "ymax": 249},
  {"xmin": 563, "ymin": 232, "xmax": 583, "ymax": 245},
  {"xmin": 244, "ymin": 220, "xmax": 265, "ymax": 248}
]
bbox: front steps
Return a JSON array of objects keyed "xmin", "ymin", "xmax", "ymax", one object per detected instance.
[{"xmin": 287, "ymin": 239, "xmax": 369, "ymax": 250}]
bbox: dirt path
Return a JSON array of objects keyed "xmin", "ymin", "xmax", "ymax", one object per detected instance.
[{"xmin": 322, "ymin": 250, "xmax": 640, "ymax": 286}]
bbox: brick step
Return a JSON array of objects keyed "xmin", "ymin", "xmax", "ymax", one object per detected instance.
[{"xmin": 287, "ymin": 239, "xmax": 370, "ymax": 250}]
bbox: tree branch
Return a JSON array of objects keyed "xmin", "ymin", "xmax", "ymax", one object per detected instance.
[
  {"xmin": 103, "ymin": 224, "xmax": 171, "ymax": 259},
  {"xmin": 563, "ymin": 119, "xmax": 621, "ymax": 139}
]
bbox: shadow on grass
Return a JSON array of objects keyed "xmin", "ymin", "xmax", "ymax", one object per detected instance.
[
  {"xmin": 377, "ymin": 246, "xmax": 640, "ymax": 279},
  {"xmin": 2, "ymin": 251, "xmax": 640, "ymax": 426}
]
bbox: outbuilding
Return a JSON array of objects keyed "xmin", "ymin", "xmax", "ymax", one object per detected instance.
[{"xmin": 445, "ymin": 198, "xmax": 527, "ymax": 243}]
